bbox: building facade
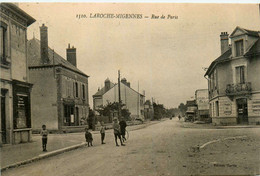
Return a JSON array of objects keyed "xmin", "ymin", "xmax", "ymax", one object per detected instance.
[
  {"xmin": 205, "ymin": 27, "xmax": 260, "ymax": 125},
  {"xmin": 195, "ymin": 89, "xmax": 210, "ymax": 120},
  {"xmin": 27, "ymin": 24, "xmax": 89, "ymax": 132},
  {"xmin": 144, "ymin": 100, "xmax": 154, "ymax": 120},
  {"xmin": 93, "ymin": 78, "xmax": 145, "ymax": 121},
  {"xmin": 0, "ymin": 3, "xmax": 35, "ymax": 144}
]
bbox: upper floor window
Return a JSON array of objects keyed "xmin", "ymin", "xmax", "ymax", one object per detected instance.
[
  {"xmin": 75, "ymin": 82, "xmax": 78, "ymax": 98},
  {"xmin": 235, "ymin": 40, "xmax": 244, "ymax": 57},
  {"xmin": 0, "ymin": 23, "xmax": 8, "ymax": 65},
  {"xmin": 235, "ymin": 66, "xmax": 245, "ymax": 84},
  {"xmin": 82, "ymin": 84, "xmax": 85, "ymax": 99}
]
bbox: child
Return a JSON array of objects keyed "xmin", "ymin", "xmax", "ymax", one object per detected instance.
[
  {"xmin": 40, "ymin": 124, "xmax": 48, "ymax": 152},
  {"xmin": 85, "ymin": 128, "xmax": 93, "ymax": 147},
  {"xmin": 100, "ymin": 122, "xmax": 106, "ymax": 144}
]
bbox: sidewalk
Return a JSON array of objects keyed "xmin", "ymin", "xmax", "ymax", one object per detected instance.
[{"xmin": 0, "ymin": 120, "xmax": 159, "ymax": 171}]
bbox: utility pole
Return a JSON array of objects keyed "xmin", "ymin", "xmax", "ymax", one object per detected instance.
[{"xmin": 118, "ymin": 70, "xmax": 121, "ymax": 119}]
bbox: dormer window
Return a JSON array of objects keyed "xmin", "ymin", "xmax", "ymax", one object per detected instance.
[{"xmin": 235, "ymin": 40, "xmax": 244, "ymax": 57}]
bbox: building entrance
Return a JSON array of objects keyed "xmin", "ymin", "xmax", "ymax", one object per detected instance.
[{"xmin": 236, "ymin": 98, "xmax": 248, "ymax": 124}]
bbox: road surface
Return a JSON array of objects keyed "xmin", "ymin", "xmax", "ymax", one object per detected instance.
[{"xmin": 2, "ymin": 118, "xmax": 260, "ymax": 176}]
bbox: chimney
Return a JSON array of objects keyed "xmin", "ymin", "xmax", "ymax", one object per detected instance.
[
  {"xmin": 220, "ymin": 32, "xmax": 229, "ymax": 55},
  {"xmin": 40, "ymin": 24, "xmax": 49, "ymax": 64},
  {"xmin": 121, "ymin": 78, "xmax": 127, "ymax": 85},
  {"xmin": 105, "ymin": 78, "xmax": 110, "ymax": 92},
  {"xmin": 66, "ymin": 44, "xmax": 77, "ymax": 67},
  {"xmin": 126, "ymin": 82, "xmax": 130, "ymax": 87}
]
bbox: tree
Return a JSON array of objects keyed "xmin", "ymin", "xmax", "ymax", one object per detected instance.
[
  {"xmin": 178, "ymin": 103, "xmax": 187, "ymax": 116},
  {"xmin": 153, "ymin": 102, "xmax": 166, "ymax": 120},
  {"xmin": 96, "ymin": 102, "xmax": 131, "ymax": 121}
]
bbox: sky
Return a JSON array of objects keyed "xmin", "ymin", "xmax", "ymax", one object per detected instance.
[{"xmin": 19, "ymin": 3, "xmax": 260, "ymax": 109}]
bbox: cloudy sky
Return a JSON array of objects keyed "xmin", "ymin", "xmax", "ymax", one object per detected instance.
[{"xmin": 19, "ymin": 3, "xmax": 260, "ymax": 108}]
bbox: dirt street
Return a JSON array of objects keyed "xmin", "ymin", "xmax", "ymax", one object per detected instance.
[{"xmin": 2, "ymin": 118, "xmax": 260, "ymax": 176}]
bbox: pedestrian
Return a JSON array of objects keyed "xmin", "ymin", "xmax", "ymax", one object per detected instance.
[
  {"xmin": 40, "ymin": 124, "xmax": 48, "ymax": 152},
  {"xmin": 113, "ymin": 118, "xmax": 125, "ymax": 147},
  {"xmin": 85, "ymin": 128, "xmax": 93, "ymax": 147},
  {"xmin": 119, "ymin": 118, "xmax": 127, "ymax": 142},
  {"xmin": 100, "ymin": 122, "xmax": 106, "ymax": 144},
  {"xmin": 178, "ymin": 115, "xmax": 181, "ymax": 120}
]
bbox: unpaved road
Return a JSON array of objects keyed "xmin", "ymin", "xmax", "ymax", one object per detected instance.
[{"xmin": 2, "ymin": 118, "xmax": 260, "ymax": 176}]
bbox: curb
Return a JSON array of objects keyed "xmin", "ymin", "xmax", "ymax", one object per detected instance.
[{"xmin": 1, "ymin": 142, "xmax": 87, "ymax": 172}]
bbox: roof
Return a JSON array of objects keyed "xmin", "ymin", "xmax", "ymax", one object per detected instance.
[
  {"xmin": 230, "ymin": 26, "xmax": 259, "ymax": 38},
  {"xmin": 93, "ymin": 81, "xmax": 145, "ymax": 97},
  {"xmin": 205, "ymin": 48, "xmax": 232, "ymax": 76},
  {"xmin": 27, "ymin": 38, "xmax": 89, "ymax": 77},
  {"xmin": 93, "ymin": 82, "xmax": 115, "ymax": 97},
  {"xmin": 245, "ymin": 39, "xmax": 260, "ymax": 57},
  {"xmin": 186, "ymin": 100, "xmax": 196, "ymax": 106},
  {"xmin": 1, "ymin": 3, "xmax": 36, "ymax": 26}
]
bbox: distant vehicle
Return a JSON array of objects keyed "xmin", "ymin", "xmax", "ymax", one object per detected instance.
[{"xmin": 184, "ymin": 115, "xmax": 193, "ymax": 122}]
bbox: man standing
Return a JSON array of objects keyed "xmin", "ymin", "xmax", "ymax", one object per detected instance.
[
  {"xmin": 113, "ymin": 118, "xmax": 125, "ymax": 147},
  {"xmin": 119, "ymin": 118, "xmax": 127, "ymax": 142},
  {"xmin": 100, "ymin": 122, "xmax": 106, "ymax": 144}
]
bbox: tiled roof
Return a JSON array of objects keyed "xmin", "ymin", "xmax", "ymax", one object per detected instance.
[
  {"xmin": 27, "ymin": 38, "xmax": 88, "ymax": 77},
  {"xmin": 245, "ymin": 39, "xmax": 260, "ymax": 57},
  {"xmin": 93, "ymin": 82, "xmax": 115, "ymax": 97},
  {"xmin": 205, "ymin": 48, "xmax": 232, "ymax": 76},
  {"xmin": 243, "ymin": 28, "xmax": 259, "ymax": 37}
]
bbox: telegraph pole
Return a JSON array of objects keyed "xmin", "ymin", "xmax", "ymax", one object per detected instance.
[{"xmin": 118, "ymin": 70, "xmax": 122, "ymax": 119}]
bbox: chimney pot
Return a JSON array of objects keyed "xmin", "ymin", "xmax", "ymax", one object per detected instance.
[
  {"xmin": 66, "ymin": 44, "xmax": 77, "ymax": 67},
  {"xmin": 220, "ymin": 32, "xmax": 229, "ymax": 54}
]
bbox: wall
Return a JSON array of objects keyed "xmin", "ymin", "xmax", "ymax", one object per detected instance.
[
  {"xmin": 248, "ymin": 56, "xmax": 260, "ymax": 91},
  {"xmin": 10, "ymin": 23, "xmax": 28, "ymax": 82},
  {"xmin": 195, "ymin": 89, "xmax": 209, "ymax": 110},
  {"xmin": 217, "ymin": 62, "xmax": 232, "ymax": 95},
  {"xmin": 102, "ymin": 83, "xmax": 144, "ymax": 118},
  {"xmin": 29, "ymin": 67, "xmax": 58, "ymax": 130}
]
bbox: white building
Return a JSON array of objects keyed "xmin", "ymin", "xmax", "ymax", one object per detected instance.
[{"xmin": 93, "ymin": 78, "xmax": 145, "ymax": 121}]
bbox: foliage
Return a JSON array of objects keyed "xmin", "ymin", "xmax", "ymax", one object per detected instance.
[
  {"xmin": 153, "ymin": 102, "xmax": 166, "ymax": 120},
  {"xmin": 97, "ymin": 102, "xmax": 131, "ymax": 120},
  {"xmin": 178, "ymin": 103, "xmax": 187, "ymax": 116}
]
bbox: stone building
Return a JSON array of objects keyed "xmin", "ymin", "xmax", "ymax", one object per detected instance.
[
  {"xmin": 205, "ymin": 26, "xmax": 260, "ymax": 125},
  {"xmin": 93, "ymin": 78, "xmax": 145, "ymax": 121},
  {"xmin": 27, "ymin": 24, "xmax": 89, "ymax": 132},
  {"xmin": 195, "ymin": 89, "xmax": 209, "ymax": 120},
  {"xmin": 0, "ymin": 3, "xmax": 35, "ymax": 144}
]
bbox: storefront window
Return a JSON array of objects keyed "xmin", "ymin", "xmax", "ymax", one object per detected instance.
[{"xmin": 14, "ymin": 95, "xmax": 30, "ymax": 129}]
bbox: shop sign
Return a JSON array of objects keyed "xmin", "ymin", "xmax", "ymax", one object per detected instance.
[
  {"xmin": 252, "ymin": 99, "xmax": 260, "ymax": 114},
  {"xmin": 224, "ymin": 103, "xmax": 232, "ymax": 115}
]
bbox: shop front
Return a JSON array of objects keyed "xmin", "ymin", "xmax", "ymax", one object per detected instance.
[{"xmin": 12, "ymin": 80, "xmax": 32, "ymax": 144}]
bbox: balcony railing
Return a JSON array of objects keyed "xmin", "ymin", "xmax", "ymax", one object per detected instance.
[{"xmin": 226, "ymin": 82, "xmax": 252, "ymax": 95}]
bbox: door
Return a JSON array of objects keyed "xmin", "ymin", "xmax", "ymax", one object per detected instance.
[
  {"xmin": 1, "ymin": 90, "xmax": 7, "ymax": 144},
  {"xmin": 236, "ymin": 98, "xmax": 248, "ymax": 124}
]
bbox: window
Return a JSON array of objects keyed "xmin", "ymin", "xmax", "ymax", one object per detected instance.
[
  {"xmin": 236, "ymin": 66, "xmax": 245, "ymax": 84},
  {"xmin": 82, "ymin": 84, "xmax": 85, "ymax": 99},
  {"xmin": 14, "ymin": 95, "xmax": 30, "ymax": 129},
  {"xmin": 75, "ymin": 82, "xmax": 78, "ymax": 97},
  {"xmin": 0, "ymin": 23, "xmax": 8, "ymax": 65},
  {"xmin": 215, "ymin": 101, "xmax": 219, "ymax": 117},
  {"xmin": 235, "ymin": 40, "xmax": 244, "ymax": 57}
]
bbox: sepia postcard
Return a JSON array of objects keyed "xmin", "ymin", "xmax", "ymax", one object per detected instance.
[{"xmin": 0, "ymin": 2, "xmax": 260, "ymax": 176}]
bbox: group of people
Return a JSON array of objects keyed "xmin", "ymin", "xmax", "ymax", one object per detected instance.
[
  {"xmin": 85, "ymin": 117, "xmax": 127, "ymax": 147},
  {"xmin": 40, "ymin": 118, "xmax": 128, "ymax": 152}
]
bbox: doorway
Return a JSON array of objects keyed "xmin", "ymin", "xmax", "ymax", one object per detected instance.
[
  {"xmin": 1, "ymin": 89, "xmax": 7, "ymax": 144},
  {"xmin": 236, "ymin": 98, "xmax": 248, "ymax": 124}
]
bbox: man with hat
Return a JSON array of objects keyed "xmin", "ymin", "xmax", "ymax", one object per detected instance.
[{"xmin": 113, "ymin": 118, "xmax": 125, "ymax": 146}]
